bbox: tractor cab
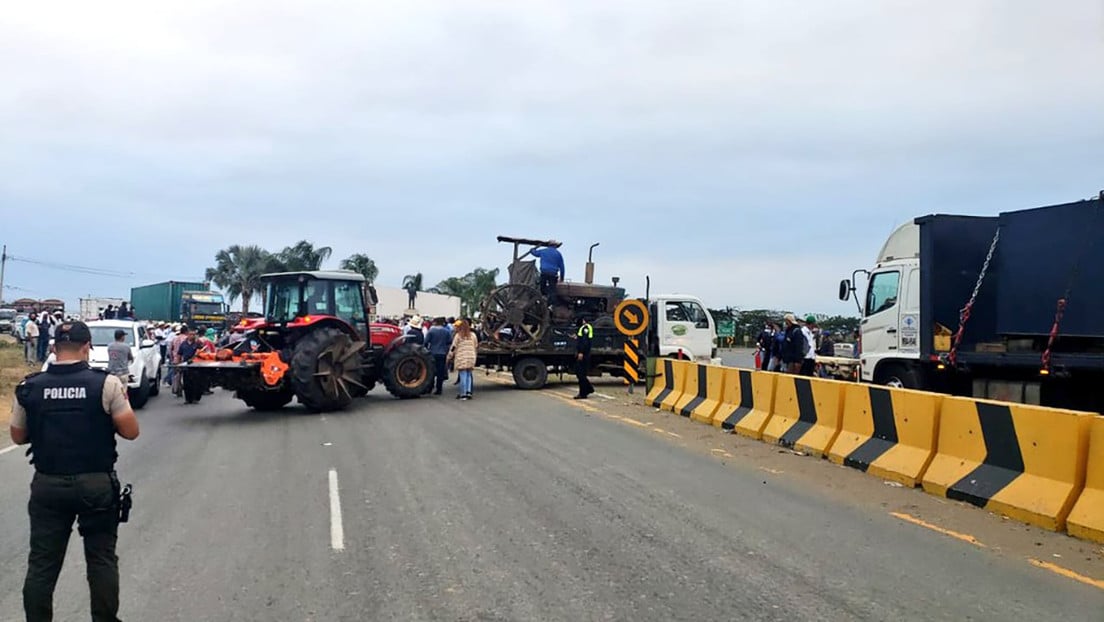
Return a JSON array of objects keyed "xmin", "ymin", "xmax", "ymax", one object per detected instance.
[{"xmin": 261, "ymin": 270, "xmax": 370, "ymax": 340}]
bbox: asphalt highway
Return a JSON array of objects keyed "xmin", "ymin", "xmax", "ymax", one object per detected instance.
[{"xmin": 0, "ymin": 379, "xmax": 1100, "ymax": 621}]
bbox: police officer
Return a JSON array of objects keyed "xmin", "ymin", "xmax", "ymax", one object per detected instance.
[
  {"xmin": 9, "ymin": 320, "xmax": 139, "ymax": 622},
  {"xmin": 573, "ymin": 316, "xmax": 595, "ymax": 399}
]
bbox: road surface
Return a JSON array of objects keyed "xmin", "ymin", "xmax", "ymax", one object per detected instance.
[{"xmin": 0, "ymin": 379, "xmax": 1100, "ymax": 621}]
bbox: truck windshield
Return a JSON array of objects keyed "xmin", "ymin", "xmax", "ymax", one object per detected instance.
[
  {"xmin": 186, "ymin": 302, "xmax": 224, "ymax": 315},
  {"xmin": 865, "ymin": 271, "xmax": 900, "ymax": 316},
  {"xmin": 665, "ymin": 301, "xmax": 709, "ymax": 328}
]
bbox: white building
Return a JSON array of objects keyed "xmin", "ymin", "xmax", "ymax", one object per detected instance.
[{"xmin": 371, "ymin": 286, "xmax": 461, "ymax": 320}]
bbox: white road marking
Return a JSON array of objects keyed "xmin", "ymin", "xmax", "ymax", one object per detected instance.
[
  {"xmin": 593, "ymin": 393, "xmax": 616, "ymax": 401},
  {"xmin": 0, "ymin": 444, "xmax": 21, "ymax": 456},
  {"xmin": 328, "ymin": 469, "xmax": 345, "ymax": 551}
]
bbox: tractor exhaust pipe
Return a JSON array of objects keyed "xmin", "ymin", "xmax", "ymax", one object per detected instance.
[{"xmin": 586, "ymin": 242, "xmax": 600, "ymax": 284}]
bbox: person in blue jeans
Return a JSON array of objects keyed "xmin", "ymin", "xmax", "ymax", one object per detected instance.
[
  {"xmin": 423, "ymin": 317, "xmax": 453, "ymax": 395},
  {"xmin": 447, "ymin": 319, "xmax": 479, "ymax": 400}
]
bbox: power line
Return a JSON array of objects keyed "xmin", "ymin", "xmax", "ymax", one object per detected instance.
[{"xmin": 7, "ymin": 254, "xmax": 202, "ymax": 282}]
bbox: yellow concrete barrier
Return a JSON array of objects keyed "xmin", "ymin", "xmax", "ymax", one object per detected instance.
[
  {"xmin": 762, "ymin": 375, "xmax": 845, "ymax": 457},
  {"xmin": 660, "ymin": 360, "xmax": 693, "ymax": 413},
  {"xmin": 674, "ymin": 363, "xmax": 707, "ymax": 418},
  {"xmin": 921, "ymin": 397, "xmax": 1092, "ymax": 532},
  {"xmin": 827, "ymin": 384, "xmax": 942, "ymax": 487},
  {"xmin": 1066, "ymin": 415, "xmax": 1104, "ymax": 543},
  {"xmin": 644, "ymin": 359, "xmax": 677, "ymax": 408},
  {"xmin": 689, "ymin": 365, "xmax": 726, "ymax": 424},
  {"xmin": 727, "ymin": 371, "xmax": 778, "ymax": 441}
]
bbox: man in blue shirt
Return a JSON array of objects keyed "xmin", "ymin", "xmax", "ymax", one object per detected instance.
[
  {"xmin": 424, "ymin": 317, "xmax": 453, "ymax": 395},
  {"xmin": 525, "ymin": 242, "xmax": 565, "ymax": 298}
]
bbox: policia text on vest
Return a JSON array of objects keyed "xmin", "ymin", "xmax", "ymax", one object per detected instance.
[{"xmin": 10, "ymin": 320, "xmax": 140, "ymax": 622}]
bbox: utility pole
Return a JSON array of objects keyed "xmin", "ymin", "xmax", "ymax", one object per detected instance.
[{"xmin": 0, "ymin": 245, "xmax": 6, "ymax": 305}]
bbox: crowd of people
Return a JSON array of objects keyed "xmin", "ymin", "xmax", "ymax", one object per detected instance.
[
  {"xmin": 395, "ymin": 314, "xmax": 479, "ymax": 400},
  {"xmin": 754, "ymin": 314, "xmax": 852, "ymax": 377}
]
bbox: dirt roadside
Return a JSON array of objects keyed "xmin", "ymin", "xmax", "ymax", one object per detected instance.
[
  {"xmin": 485, "ymin": 371, "xmax": 1104, "ymax": 585},
  {"xmin": 0, "ymin": 336, "xmax": 36, "ymax": 432}
]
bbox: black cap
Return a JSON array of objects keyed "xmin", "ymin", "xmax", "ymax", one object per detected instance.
[{"xmin": 54, "ymin": 321, "xmax": 92, "ymax": 344}]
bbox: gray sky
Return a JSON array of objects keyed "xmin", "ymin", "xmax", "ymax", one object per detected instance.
[{"xmin": 2, "ymin": 1, "xmax": 1102, "ymax": 315}]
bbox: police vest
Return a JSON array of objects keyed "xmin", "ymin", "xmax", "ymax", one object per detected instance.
[
  {"xmin": 577, "ymin": 324, "xmax": 594, "ymax": 339},
  {"xmin": 15, "ymin": 362, "xmax": 117, "ymax": 475}
]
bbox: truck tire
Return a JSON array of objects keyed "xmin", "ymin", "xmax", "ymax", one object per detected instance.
[
  {"xmin": 238, "ymin": 387, "xmax": 294, "ymax": 411},
  {"xmin": 129, "ymin": 375, "xmax": 151, "ymax": 410},
  {"xmin": 512, "ymin": 357, "xmax": 548, "ymax": 390},
  {"xmin": 876, "ymin": 363, "xmax": 924, "ymax": 390},
  {"xmin": 383, "ymin": 343, "xmax": 434, "ymax": 399},
  {"xmin": 291, "ymin": 327, "xmax": 357, "ymax": 412}
]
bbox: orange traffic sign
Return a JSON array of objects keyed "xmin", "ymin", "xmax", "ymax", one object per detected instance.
[{"xmin": 614, "ymin": 299, "xmax": 649, "ymax": 337}]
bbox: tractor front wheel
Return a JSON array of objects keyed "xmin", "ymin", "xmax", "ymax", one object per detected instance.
[
  {"xmin": 291, "ymin": 327, "xmax": 368, "ymax": 412},
  {"xmin": 383, "ymin": 343, "xmax": 435, "ymax": 399}
]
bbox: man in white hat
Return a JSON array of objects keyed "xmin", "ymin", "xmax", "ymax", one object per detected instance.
[{"xmin": 405, "ymin": 316, "xmax": 425, "ymax": 345}]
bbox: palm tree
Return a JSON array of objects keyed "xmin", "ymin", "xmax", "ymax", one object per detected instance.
[
  {"xmin": 430, "ymin": 267, "xmax": 500, "ymax": 316},
  {"xmin": 205, "ymin": 245, "xmax": 273, "ymax": 314},
  {"xmin": 339, "ymin": 254, "xmax": 379, "ymax": 283},
  {"xmin": 273, "ymin": 240, "xmax": 333, "ymax": 272},
  {"xmin": 402, "ymin": 273, "xmax": 423, "ymax": 310}
]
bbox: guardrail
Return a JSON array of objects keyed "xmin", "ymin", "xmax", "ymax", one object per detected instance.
[{"xmin": 642, "ymin": 362, "xmax": 1104, "ymax": 543}]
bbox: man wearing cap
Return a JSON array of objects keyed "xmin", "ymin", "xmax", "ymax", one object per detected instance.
[
  {"xmin": 780, "ymin": 313, "xmax": 805, "ymax": 374},
  {"xmin": 10, "ymin": 321, "xmax": 140, "ymax": 622},
  {"xmin": 801, "ymin": 316, "xmax": 818, "ymax": 376},
  {"xmin": 573, "ymin": 316, "xmax": 595, "ymax": 399},
  {"xmin": 523, "ymin": 241, "xmax": 566, "ymax": 299}
]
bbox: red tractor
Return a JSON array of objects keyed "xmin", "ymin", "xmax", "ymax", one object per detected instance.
[{"xmin": 177, "ymin": 270, "xmax": 434, "ymax": 411}]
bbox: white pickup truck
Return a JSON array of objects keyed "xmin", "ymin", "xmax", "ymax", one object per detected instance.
[{"xmin": 43, "ymin": 320, "xmax": 162, "ymax": 409}]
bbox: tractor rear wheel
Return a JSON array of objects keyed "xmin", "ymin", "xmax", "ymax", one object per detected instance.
[
  {"xmin": 291, "ymin": 327, "xmax": 368, "ymax": 412},
  {"xmin": 383, "ymin": 343, "xmax": 435, "ymax": 399},
  {"xmin": 238, "ymin": 387, "xmax": 295, "ymax": 411}
]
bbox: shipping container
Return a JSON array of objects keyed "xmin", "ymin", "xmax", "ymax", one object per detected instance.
[{"xmin": 130, "ymin": 281, "xmax": 207, "ymax": 322}]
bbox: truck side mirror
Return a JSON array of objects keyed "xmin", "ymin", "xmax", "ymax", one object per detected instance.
[{"xmin": 838, "ymin": 280, "xmax": 851, "ymax": 302}]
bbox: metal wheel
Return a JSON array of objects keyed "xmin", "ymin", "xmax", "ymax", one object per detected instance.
[
  {"xmin": 313, "ymin": 337, "xmax": 369, "ymax": 401},
  {"xmin": 480, "ymin": 284, "xmax": 550, "ymax": 348}
]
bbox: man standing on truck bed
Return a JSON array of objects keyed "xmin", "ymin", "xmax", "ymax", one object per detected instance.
[{"xmin": 525, "ymin": 242, "xmax": 565, "ymax": 298}]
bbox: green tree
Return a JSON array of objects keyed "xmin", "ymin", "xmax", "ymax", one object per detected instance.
[
  {"xmin": 273, "ymin": 240, "xmax": 332, "ymax": 272},
  {"xmin": 205, "ymin": 245, "xmax": 273, "ymax": 314},
  {"xmin": 429, "ymin": 267, "xmax": 500, "ymax": 317},
  {"xmin": 339, "ymin": 253, "xmax": 379, "ymax": 283}
]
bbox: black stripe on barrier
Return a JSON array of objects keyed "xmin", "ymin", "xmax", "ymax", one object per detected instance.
[
  {"xmin": 946, "ymin": 402, "xmax": 1024, "ymax": 508},
  {"xmin": 679, "ymin": 365, "xmax": 709, "ymax": 417},
  {"xmin": 650, "ymin": 360, "xmax": 675, "ymax": 407},
  {"xmin": 721, "ymin": 370, "xmax": 755, "ymax": 430},
  {"xmin": 779, "ymin": 378, "xmax": 816, "ymax": 447},
  {"xmin": 843, "ymin": 387, "xmax": 900, "ymax": 472}
]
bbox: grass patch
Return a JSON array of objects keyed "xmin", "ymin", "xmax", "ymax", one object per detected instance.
[{"xmin": 0, "ymin": 338, "xmax": 37, "ymax": 430}]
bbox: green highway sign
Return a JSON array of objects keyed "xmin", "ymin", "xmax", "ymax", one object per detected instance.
[{"xmin": 716, "ymin": 319, "xmax": 736, "ymax": 338}]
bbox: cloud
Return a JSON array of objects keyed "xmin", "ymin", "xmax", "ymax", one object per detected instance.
[{"xmin": 1, "ymin": 1, "xmax": 1102, "ymax": 313}]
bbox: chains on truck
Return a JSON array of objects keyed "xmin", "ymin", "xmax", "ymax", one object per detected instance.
[
  {"xmin": 945, "ymin": 227, "xmax": 1000, "ymax": 367},
  {"xmin": 1040, "ymin": 198, "xmax": 1100, "ymax": 372}
]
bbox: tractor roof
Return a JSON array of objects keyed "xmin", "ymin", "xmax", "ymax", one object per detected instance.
[{"xmin": 261, "ymin": 270, "xmax": 366, "ymax": 282}]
